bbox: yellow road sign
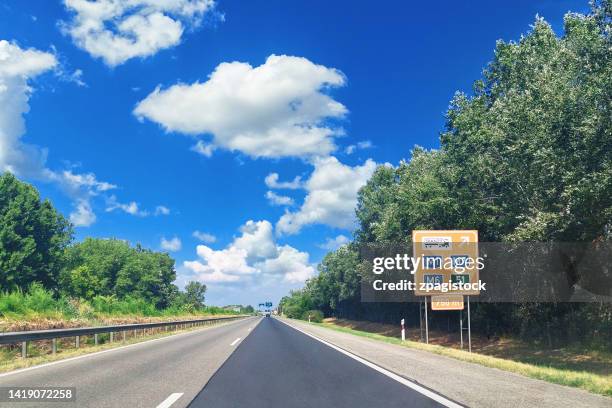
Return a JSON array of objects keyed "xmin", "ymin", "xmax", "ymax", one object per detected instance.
[
  {"xmin": 412, "ymin": 230, "xmax": 480, "ymax": 296},
  {"xmin": 431, "ymin": 295, "xmax": 464, "ymax": 310}
]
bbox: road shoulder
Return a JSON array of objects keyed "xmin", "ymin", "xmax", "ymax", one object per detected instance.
[{"xmin": 281, "ymin": 318, "xmax": 611, "ymax": 408}]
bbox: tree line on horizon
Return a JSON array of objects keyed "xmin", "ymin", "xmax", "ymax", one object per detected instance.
[
  {"xmin": 0, "ymin": 171, "xmax": 250, "ymax": 317},
  {"xmin": 280, "ymin": 2, "xmax": 611, "ymax": 348}
]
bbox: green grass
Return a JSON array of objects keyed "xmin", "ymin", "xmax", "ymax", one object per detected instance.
[
  {"xmin": 0, "ymin": 284, "xmax": 236, "ymax": 325},
  {"xmin": 303, "ymin": 320, "xmax": 612, "ymax": 397}
]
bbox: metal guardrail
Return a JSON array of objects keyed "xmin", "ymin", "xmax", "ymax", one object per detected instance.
[{"xmin": 0, "ymin": 315, "xmax": 246, "ymax": 358}]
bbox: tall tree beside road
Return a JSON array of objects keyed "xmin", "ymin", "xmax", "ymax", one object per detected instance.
[
  {"xmin": 441, "ymin": 8, "xmax": 611, "ymax": 242},
  {"xmin": 0, "ymin": 173, "xmax": 72, "ymax": 292},
  {"xmin": 282, "ymin": 2, "xmax": 612, "ymax": 346},
  {"xmin": 184, "ymin": 281, "xmax": 207, "ymax": 309}
]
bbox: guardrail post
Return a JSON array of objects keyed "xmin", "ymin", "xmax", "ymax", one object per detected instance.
[
  {"xmin": 76, "ymin": 336, "xmax": 80, "ymax": 348},
  {"xmin": 52, "ymin": 338, "xmax": 57, "ymax": 355},
  {"xmin": 122, "ymin": 331, "xmax": 126, "ymax": 342},
  {"xmin": 110, "ymin": 332, "xmax": 114, "ymax": 343},
  {"xmin": 21, "ymin": 341, "xmax": 27, "ymax": 358},
  {"xmin": 94, "ymin": 333, "xmax": 98, "ymax": 345}
]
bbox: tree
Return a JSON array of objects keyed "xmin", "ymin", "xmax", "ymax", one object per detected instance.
[
  {"xmin": 61, "ymin": 238, "xmax": 178, "ymax": 308},
  {"xmin": 0, "ymin": 173, "xmax": 72, "ymax": 292},
  {"xmin": 440, "ymin": 8, "xmax": 611, "ymax": 242},
  {"xmin": 282, "ymin": 2, "xmax": 612, "ymax": 346},
  {"xmin": 184, "ymin": 281, "xmax": 206, "ymax": 309}
]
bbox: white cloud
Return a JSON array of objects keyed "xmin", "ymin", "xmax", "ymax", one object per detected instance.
[
  {"xmin": 69, "ymin": 199, "xmax": 96, "ymax": 227},
  {"xmin": 276, "ymin": 156, "xmax": 377, "ymax": 235},
  {"xmin": 264, "ymin": 172, "xmax": 302, "ymax": 190},
  {"xmin": 183, "ymin": 219, "xmax": 314, "ymax": 285},
  {"xmin": 318, "ymin": 234, "xmax": 350, "ymax": 250},
  {"xmin": 161, "ymin": 236, "xmax": 182, "ymax": 252},
  {"xmin": 134, "ymin": 55, "xmax": 347, "ymax": 159},
  {"xmin": 65, "ymin": 68, "xmax": 86, "ymax": 87},
  {"xmin": 190, "ymin": 140, "xmax": 214, "ymax": 157},
  {"xmin": 192, "ymin": 230, "xmax": 216, "ymax": 243},
  {"xmin": 0, "ymin": 40, "xmax": 147, "ymax": 228},
  {"xmin": 0, "ymin": 40, "xmax": 119, "ymax": 227},
  {"xmin": 344, "ymin": 145, "xmax": 356, "ymax": 155},
  {"xmin": 0, "ymin": 40, "xmax": 57, "ymax": 178},
  {"xmin": 61, "ymin": 0, "xmax": 216, "ymax": 67},
  {"xmin": 155, "ymin": 205, "xmax": 170, "ymax": 215},
  {"xmin": 106, "ymin": 195, "xmax": 148, "ymax": 216},
  {"xmin": 345, "ymin": 140, "xmax": 373, "ymax": 155},
  {"xmin": 59, "ymin": 170, "xmax": 117, "ymax": 192},
  {"xmin": 265, "ymin": 191, "xmax": 294, "ymax": 207},
  {"xmin": 232, "ymin": 220, "xmax": 277, "ymax": 262},
  {"xmin": 257, "ymin": 245, "xmax": 314, "ymax": 283}
]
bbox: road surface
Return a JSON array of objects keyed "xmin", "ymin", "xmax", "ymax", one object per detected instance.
[
  {"xmin": 189, "ymin": 316, "xmax": 447, "ymax": 407},
  {"xmin": 0, "ymin": 316, "xmax": 453, "ymax": 407},
  {"xmin": 0, "ymin": 317, "xmax": 258, "ymax": 408}
]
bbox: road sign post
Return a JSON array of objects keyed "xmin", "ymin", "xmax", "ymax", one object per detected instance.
[
  {"xmin": 412, "ymin": 230, "xmax": 478, "ymax": 349},
  {"xmin": 424, "ymin": 297, "xmax": 429, "ymax": 344},
  {"xmin": 467, "ymin": 296, "xmax": 472, "ymax": 352},
  {"xmin": 460, "ymin": 310, "xmax": 463, "ymax": 350}
]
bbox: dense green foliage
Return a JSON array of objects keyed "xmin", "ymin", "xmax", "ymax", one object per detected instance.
[
  {"xmin": 0, "ymin": 173, "xmax": 72, "ymax": 292},
  {"xmin": 60, "ymin": 238, "xmax": 178, "ymax": 308},
  {"xmin": 0, "ymin": 283, "xmax": 234, "ymax": 320},
  {"xmin": 281, "ymin": 2, "xmax": 612, "ymax": 348},
  {"xmin": 0, "ymin": 173, "xmax": 230, "ymax": 318}
]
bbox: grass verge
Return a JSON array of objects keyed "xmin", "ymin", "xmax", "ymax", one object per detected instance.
[{"xmin": 304, "ymin": 320, "xmax": 612, "ymax": 397}]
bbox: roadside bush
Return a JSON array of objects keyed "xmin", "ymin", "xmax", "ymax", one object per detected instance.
[
  {"xmin": 301, "ymin": 310, "xmax": 324, "ymax": 323},
  {"xmin": 0, "ymin": 285, "xmax": 241, "ymax": 323}
]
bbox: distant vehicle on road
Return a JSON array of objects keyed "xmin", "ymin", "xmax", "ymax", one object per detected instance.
[{"xmin": 265, "ymin": 311, "xmax": 271, "ymax": 317}]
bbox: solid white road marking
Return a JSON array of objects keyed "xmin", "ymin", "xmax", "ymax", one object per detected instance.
[
  {"xmin": 230, "ymin": 337, "xmax": 241, "ymax": 346},
  {"xmin": 0, "ymin": 317, "xmax": 255, "ymax": 378},
  {"xmin": 278, "ymin": 319, "xmax": 463, "ymax": 408},
  {"xmin": 156, "ymin": 393, "xmax": 183, "ymax": 408}
]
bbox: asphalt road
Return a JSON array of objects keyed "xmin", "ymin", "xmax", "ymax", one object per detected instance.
[
  {"xmin": 0, "ymin": 317, "xmax": 258, "ymax": 408},
  {"xmin": 189, "ymin": 317, "xmax": 445, "ymax": 408},
  {"xmin": 0, "ymin": 316, "xmax": 456, "ymax": 407}
]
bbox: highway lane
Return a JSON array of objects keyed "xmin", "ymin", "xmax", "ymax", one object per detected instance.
[
  {"xmin": 189, "ymin": 317, "xmax": 448, "ymax": 408},
  {"xmin": 0, "ymin": 316, "xmax": 259, "ymax": 408}
]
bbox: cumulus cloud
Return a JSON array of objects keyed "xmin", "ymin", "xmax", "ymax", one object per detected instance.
[
  {"xmin": 264, "ymin": 172, "xmax": 302, "ymax": 189},
  {"xmin": 258, "ymin": 245, "xmax": 314, "ymax": 283},
  {"xmin": 183, "ymin": 220, "xmax": 314, "ymax": 285},
  {"xmin": 60, "ymin": 0, "xmax": 216, "ymax": 66},
  {"xmin": 265, "ymin": 191, "xmax": 294, "ymax": 207},
  {"xmin": 0, "ymin": 40, "xmax": 57, "ymax": 177},
  {"xmin": 192, "ymin": 230, "xmax": 216, "ymax": 243},
  {"xmin": 276, "ymin": 156, "xmax": 377, "ymax": 235},
  {"xmin": 232, "ymin": 220, "xmax": 278, "ymax": 262},
  {"xmin": 318, "ymin": 234, "xmax": 350, "ymax": 250},
  {"xmin": 0, "ymin": 40, "xmax": 122, "ymax": 227},
  {"xmin": 160, "ymin": 236, "xmax": 182, "ymax": 252},
  {"xmin": 134, "ymin": 55, "xmax": 347, "ymax": 159}
]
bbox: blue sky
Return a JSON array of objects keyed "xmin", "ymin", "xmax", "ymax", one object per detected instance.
[{"xmin": 0, "ymin": 0, "xmax": 587, "ymax": 306}]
